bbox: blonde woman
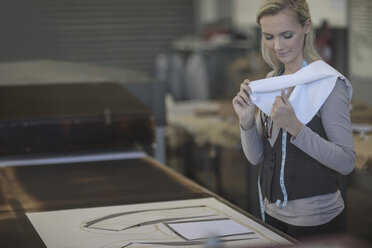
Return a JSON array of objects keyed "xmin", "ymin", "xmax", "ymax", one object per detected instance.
[{"xmin": 233, "ymin": 0, "xmax": 354, "ymax": 240}]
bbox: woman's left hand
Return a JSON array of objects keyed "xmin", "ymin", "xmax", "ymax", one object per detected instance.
[{"xmin": 271, "ymin": 89, "xmax": 303, "ymax": 138}]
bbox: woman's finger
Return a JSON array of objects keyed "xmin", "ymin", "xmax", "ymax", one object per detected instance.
[
  {"xmin": 286, "ymin": 87, "xmax": 294, "ymax": 97},
  {"xmin": 275, "ymin": 95, "xmax": 284, "ymax": 106},
  {"xmin": 281, "ymin": 89, "xmax": 291, "ymax": 105},
  {"xmin": 280, "ymin": 89, "xmax": 287, "ymax": 104},
  {"xmin": 240, "ymin": 93, "xmax": 252, "ymax": 106},
  {"xmin": 241, "ymin": 84, "xmax": 252, "ymax": 96},
  {"xmin": 249, "ymin": 87, "xmax": 253, "ymax": 96},
  {"xmin": 234, "ymin": 93, "xmax": 249, "ymax": 106}
]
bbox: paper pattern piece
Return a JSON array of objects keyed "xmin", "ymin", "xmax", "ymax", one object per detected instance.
[
  {"xmin": 27, "ymin": 197, "xmax": 292, "ymax": 248},
  {"xmin": 168, "ymin": 219, "xmax": 253, "ymax": 240},
  {"xmin": 249, "ymin": 60, "xmax": 352, "ymax": 124}
]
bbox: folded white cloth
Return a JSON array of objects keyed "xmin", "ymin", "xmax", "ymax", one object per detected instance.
[{"xmin": 249, "ymin": 60, "xmax": 352, "ymax": 124}]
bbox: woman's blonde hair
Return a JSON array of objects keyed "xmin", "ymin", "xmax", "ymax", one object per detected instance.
[{"xmin": 256, "ymin": 0, "xmax": 322, "ymax": 74}]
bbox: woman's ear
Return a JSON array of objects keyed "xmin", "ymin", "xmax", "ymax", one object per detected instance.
[{"xmin": 304, "ymin": 19, "xmax": 311, "ymax": 34}]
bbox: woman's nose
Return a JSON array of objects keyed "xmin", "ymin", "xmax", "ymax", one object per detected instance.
[{"xmin": 274, "ymin": 38, "xmax": 283, "ymax": 51}]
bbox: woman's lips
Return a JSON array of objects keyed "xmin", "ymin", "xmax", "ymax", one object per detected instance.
[{"xmin": 277, "ymin": 52, "xmax": 289, "ymax": 57}]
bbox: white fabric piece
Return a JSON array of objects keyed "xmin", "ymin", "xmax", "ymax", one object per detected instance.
[{"xmin": 249, "ymin": 60, "xmax": 352, "ymax": 124}]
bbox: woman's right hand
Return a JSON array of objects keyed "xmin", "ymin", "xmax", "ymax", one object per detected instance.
[{"xmin": 232, "ymin": 79, "xmax": 256, "ymax": 130}]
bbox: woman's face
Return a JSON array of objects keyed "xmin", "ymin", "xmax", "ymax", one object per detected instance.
[{"xmin": 260, "ymin": 9, "xmax": 310, "ymax": 71}]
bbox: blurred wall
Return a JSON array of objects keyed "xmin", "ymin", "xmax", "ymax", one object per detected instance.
[
  {"xmin": 349, "ymin": 0, "xmax": 372, "ymax": 106},
  {"xmin": 232, "ymin": 0, "xmax": 347, "ymax": 29},
  {"xmin": 0, "ymin": 0, "xmax": 197, "ymax": 74}
]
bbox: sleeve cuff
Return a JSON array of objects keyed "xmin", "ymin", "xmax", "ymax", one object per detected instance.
[
  {"xmin": 290, "ymin": 125, "xmax": 307, "ymax": 144},
  {"xmin": 240, "ymin": 122, "xmax": 256, "ymax": 134}
]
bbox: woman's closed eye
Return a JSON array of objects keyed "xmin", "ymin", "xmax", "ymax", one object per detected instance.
[
  {"xmin": 282, "ymin": 33, "xmax": 294, "ymax": 39},
  {"xmin": 263, "ymin": 33, "xmax": 293, "ymax": 40},
  {"xmin": 264, "ymin": 34, "xmax": 273, "ymax": 40}
]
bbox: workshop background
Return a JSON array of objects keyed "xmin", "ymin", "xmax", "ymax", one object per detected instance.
[{"xmin": 0, "ymin": 0, "xmax": 371, "ymax": 246}]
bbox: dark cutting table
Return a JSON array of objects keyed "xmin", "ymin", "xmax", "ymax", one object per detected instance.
[{"xmin": 0, "ymin": 155, "xmax": 296, "ymax": 247}]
